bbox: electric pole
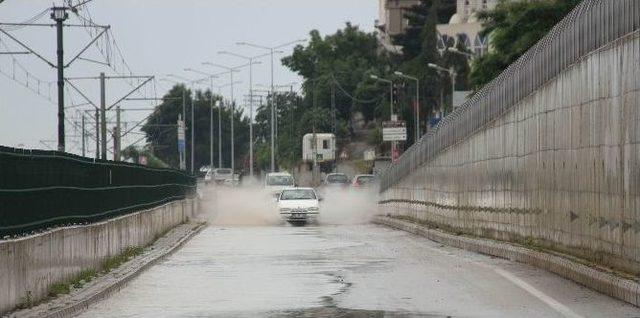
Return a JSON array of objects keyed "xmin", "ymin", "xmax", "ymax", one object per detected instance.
[
  {"xmin": 100, "ymin": 72, "xmax": 107, "ymax": 160},
  {"xmin": 81, "ymin": 114, "xmax": 86, "ymax": 157},
  {"xmin": 52, "ymin": 7, "xmax": 68, "ymax": 152}
]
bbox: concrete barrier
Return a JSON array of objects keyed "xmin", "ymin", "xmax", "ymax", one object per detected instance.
[
  {"xmin": 373, "ymin": 216, "xmax": 640, "ymax": 307},
  {"xmin": 0, "ymin": 198, "xmax": 198, "ymax": 315},
  {"xmin": 380, "ymin": 2, "xmax": 640, "ymax": 277}
]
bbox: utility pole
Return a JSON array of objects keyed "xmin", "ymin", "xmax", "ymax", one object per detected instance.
[
  {"xmin": 230, "ymin": 74, "xmax": 235, "ymax": 173},
  {"xmin": 81, "ymin": 114, "xmax": 86, "ymax": 157},
  {"xmin": 99, "ymin": 72, "xmax": 107, "ymax": 160},
  {"xmin": 115, "ymin": 105, "xmax": 121, "ymax": 161},
  {"xmin": 95, "ymin": 109, "xmax": 99, "ymax": 159},
  {"xmin": 191, "ymin": 91, "xmax": 195, "ymax": 174},
  {"xmin": 111, "ymin": 127, "xmax": 117, "ymax": 161},
  {"xmin": 331, "ymin": 81, "xmax": 337, "ymax": 171},
  {"xmin": 52, "ymin": 7, "xmax": 68, "ymax": 152},
  {"xmin": 210, "ymin": 82, "xmax": 214, "ymax": 170},
  {"xmin": 219, "ymin": 99, "xmax": 223, "ymax": 168}
]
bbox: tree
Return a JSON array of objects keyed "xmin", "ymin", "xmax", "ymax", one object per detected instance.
[
  {"xmin": 392, "ymin": 0, "xmax": 456, "ymax": 61},
  {"xmin": 470, "ymin": 0, "xmax": 580, "ymax": 89},
  {"xmin": 141, "ymin": 84, "xmax": 250, "ymax": 173},
  {"xmin": 121, "ymin": 145, "xmax": 168, "ymax": 168},
  {"xmin": 282, "ymin": 23, "xmax": 385, "ymax": 129}
]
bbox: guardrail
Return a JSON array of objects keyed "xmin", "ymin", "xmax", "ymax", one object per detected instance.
[{"xmin": 0, "ymin": 146, "xmax": 195, "ymax": 237}]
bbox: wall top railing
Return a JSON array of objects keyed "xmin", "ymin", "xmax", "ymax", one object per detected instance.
[{"xmin": 380, "ymin": 0, "xmax": 640, "ymax": 191}]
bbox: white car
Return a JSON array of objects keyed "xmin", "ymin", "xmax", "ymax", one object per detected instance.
[
  {"xmin": 205, "ymin": 168, "xmax": 234, "ymax": 184},
  {"xmin": 277, "ymin": 188, "xmax": 320, "ymax": 225},
  {"xmin": 265, "ymin": 172, "xmax": 295, "ymax": 197}
]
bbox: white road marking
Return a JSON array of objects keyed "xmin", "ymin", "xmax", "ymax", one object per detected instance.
[{"xmin": 492, "ymin": 267, "xmax": 585, "ymax": 318}]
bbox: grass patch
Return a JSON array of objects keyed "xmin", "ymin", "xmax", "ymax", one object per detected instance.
[
  {"xmin": 102, "ymin": 246, "xmax": 144, "ymax": 273},
  {"xmin": 48, "ymin": 282, "xmax": 70, "ymax": 297}
]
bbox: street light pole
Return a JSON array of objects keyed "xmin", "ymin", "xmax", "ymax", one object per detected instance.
[
  {"xmin": 51, "ymin": 7, "xmax": 68, "ymax": 152},
  {"xmin": 370, "ymin": 74, "xmax": 397, "ymax": 161},
  {"xmin": 394, "ymin": 71, "xmax": 420, "ymax": 141},
  {"xmin": 237, "ymin": 39, "xmax": 305, "ymax": 172},
  {"xmin": 428, "ymin": 63, "xmax": 456, "ymax": 110}
]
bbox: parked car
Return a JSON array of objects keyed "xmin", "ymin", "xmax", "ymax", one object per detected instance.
[
  {"xmin": 277, "ymin": 188, "xmax": 320, "ymax": 225},
  {"xmin": 322, "ymin": 173, "xmax": 350, "ymax": 188},
  {"xmin": 352, "ymin": 174, "xmax": 378, "ymax": 188},
  {"xmin": 265, "ymin": 172, "xmax": 296, "ymax": 197}
]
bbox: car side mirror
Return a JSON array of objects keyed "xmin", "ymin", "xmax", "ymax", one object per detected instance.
[{"xmin": 318, "ymin": 197, "xmax": 324, "ymax": 202}]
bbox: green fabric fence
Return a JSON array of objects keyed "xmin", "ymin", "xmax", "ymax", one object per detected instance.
[{"xmin": 0, "ymin": 146, "xmax": 195, "ymax": 237}]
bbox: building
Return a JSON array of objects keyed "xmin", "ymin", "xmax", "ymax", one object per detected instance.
[
  {"xmin": 375, "ymin": 0, "xmax": 421, "ymax": 53},
  {"xmin": 376, "ymin": 0, "xmax": 503, "ymax": 56},
  {"xmin": 436, "ymin": 0, "xmax": 500, "ymax": 56}
]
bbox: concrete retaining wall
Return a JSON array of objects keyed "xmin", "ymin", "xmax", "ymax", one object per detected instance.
[
  {"xmin": 380, "ymin": 31, "xmax": 640, "ymax": 274},
  {"xmin": 0, "ymin": 198, "xmax": 198, "ymax": 315}
]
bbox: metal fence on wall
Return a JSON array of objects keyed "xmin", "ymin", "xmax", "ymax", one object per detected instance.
[
  {"xmin": 0, "ymin": 146, "xmax": 195, "ymax": 236},
  {"xmin": 381, "ymin": 0, "xmax": 640, "ymax": 191}
]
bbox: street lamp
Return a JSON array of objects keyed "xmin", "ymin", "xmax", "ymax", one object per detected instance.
[
  {"xmin": 211, "ymin": 80, "xmax": 243, "ymax": 168},
  {"xmin": 428, "ymin": 63, "xmax": 456, "ymax": 109},
  {"xmin": 184, "ymin": 68, "xmax": 221, "ymax": 171},
  {"xmin": 446, "ymin": 47, "xmax": 476, "ymax": 59},
  {"xmin": 370, "ymin": 74, "xmax": 400, "ymax": 162},
  {"xmin": 237, "ymin": 39, "xmax": 306, "ymax": 172},
  {"xmin": 369, "ymin": 74, "xmax": 394, "ymax": 118},
  {"xmin": 201, "ymin": 62, "xmax": 256, "ymax": 173},
  {"xmin": 217, "ymin": 51, "xmax": 270, "ymax": 177},
  {"xmin": 394, "ymin": 71, "xmax": 420, "ymax": 141},
  {"xmin": 167, "ymin": 73, "xmax": 208, "ymax": 174}
]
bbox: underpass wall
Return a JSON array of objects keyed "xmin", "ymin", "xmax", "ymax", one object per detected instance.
[
  {"xmin": 379, "ymin": 1, "xmax": 640, "ymax": 275},
  {"xmin": 0, "ymin": 198, "xmax": 198, "ymax": 314}
]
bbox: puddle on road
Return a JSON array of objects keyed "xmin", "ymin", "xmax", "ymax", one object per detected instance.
[{"xmin": 266, "ymin": 307, "xmax": 449, "ymax": 317}]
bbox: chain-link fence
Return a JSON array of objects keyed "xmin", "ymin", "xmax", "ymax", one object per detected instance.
[{"xmin": 0, "ymin": 146, "xmax": 195, "ymax": 236}]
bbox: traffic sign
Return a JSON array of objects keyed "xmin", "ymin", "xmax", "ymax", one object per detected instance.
[{"xmin": 383, "ymin": 120, "xmax": 407, "ymax": 141}]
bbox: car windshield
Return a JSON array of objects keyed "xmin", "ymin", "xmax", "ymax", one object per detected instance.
[
  {"xmin": 357, "ymin": 176, "xmax": 376, "ymax": 184},
  {"xmin": 267, "ymin": 175, "xmax": 294, "ymax": 186},
  {"xmin": 216, "ymin": 169, "xmax": 232, "ymax": 174},
  {"xmin": 280, "ymin": 189, "xmax": 316, "ymax": 200},
  {"xmin": 327, "ymin": 174, "xmax": 349, "ymax": 183}
]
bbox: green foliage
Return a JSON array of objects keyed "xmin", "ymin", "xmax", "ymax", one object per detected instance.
[
  {"xmin": 470, "ymin": 0, "xmax": 580, "ymax": 89},
  {"xmin": 141, "ymin": 85, "xmax": 250, "ymax": 172},
  {"xmin": 121, "ymin": 145, "xmax": 169, "ymax": 168},
  {"xmin": 282, "ymin": 23, "xmax": 386, "ymax": 126},
  {"xmin": 103, "ymin": 246, "xmax": 144, "ymax": 272},
  {"xmin": 48, "ymin": 283, "xmax": 70, "ymax": 298},
  {"xmin": 392, "ymin": 0, "xmax": 456, "ymax": 60}
]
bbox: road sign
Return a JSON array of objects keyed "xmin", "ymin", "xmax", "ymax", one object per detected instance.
[
  {"xmin": 383, "ymin": 120, "xmax": 407, "ymax": 142},
  {"xmin": 177, "ymin": 119, "xmax": 186, "ymax": 170}
]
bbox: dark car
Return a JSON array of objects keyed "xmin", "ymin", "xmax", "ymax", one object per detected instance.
[
  {"xmin": 351, "ymin": 174, "xmax": 378, "ymax": 188},
  {"xmin": 323, "ymin": 173, "xmax": 351, "ymax": 187}
]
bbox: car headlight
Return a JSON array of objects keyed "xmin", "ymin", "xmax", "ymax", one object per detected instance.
[{"xmin": 307, "ymin": 207, "xmax": 319, "ymax": 212}]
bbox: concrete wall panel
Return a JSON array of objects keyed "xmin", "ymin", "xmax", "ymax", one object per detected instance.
[
  {"xmin": 0, "ymin": 199, "xmax": 196, "ymax": 314},
  {"xmin": 380, "ymin": 32, "xmax": 640, "ymax": 274}
]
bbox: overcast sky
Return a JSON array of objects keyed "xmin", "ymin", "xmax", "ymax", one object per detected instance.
[{"xmin": 0, "ymin": 0, "xmax": 377, "ymax": 154}]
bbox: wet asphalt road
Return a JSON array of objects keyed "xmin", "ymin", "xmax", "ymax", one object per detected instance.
[{"xmin": 75, "ymin": 223, "xmax": 640, "ymax": 318}]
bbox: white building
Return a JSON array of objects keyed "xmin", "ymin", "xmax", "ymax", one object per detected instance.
[
  {"xmin": 436, "ymin": 0, "xmax": 500, "ymax": 56},
  {"xmin": 375, "ymin": 0, "xmax": 421, "ymax": 53},
  {"xmin": 376, "ymin": 0, "xmax": 505, "ymax": 56},
  {"xmin": 302, "ymin": 133, "xmax": 336, "ymax": 163}
]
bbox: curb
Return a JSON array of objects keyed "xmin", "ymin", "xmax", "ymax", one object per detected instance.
[
  {"xmin": 373, "ymin": 215, "xmax": 639, "ymax": 307},
  {"xmin": 15, "ymin": 222, "xmax": 207, "ymax": 318}
]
